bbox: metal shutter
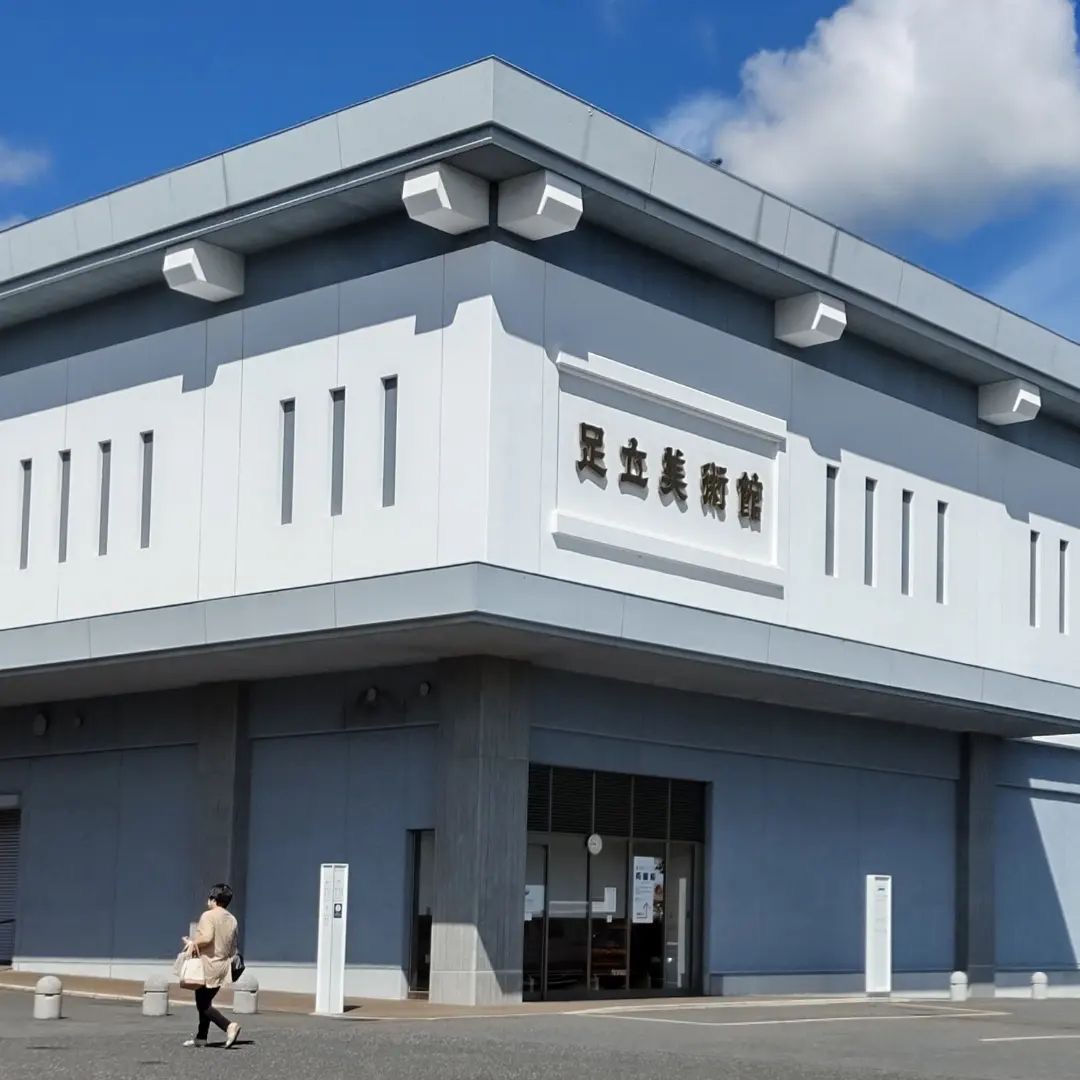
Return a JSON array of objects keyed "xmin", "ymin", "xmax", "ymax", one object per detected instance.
[
  {"xmin": 632, "ymin": 776, "xmax": 670, "ymax": 840},
  {"xmin": 669, "ymin": 780, "xmax": 706, "ymax": 843},
  {"xmin": 550, "ymin": 768, "xmax": 594, "ymax": 834},
  {"xmin": 0, "ymin": 810, "xmax": 20, "ymax": 965},
  {"xmin": 527, "ymin": 764, "xmax": 552, "ymax": 832},
  {"xmin": 594, "ymin": 771, "xmax": 632, "ymax": 837}
]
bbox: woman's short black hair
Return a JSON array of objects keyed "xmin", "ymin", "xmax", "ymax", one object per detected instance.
[{"xmin": 208, "ymin": 883, "xmax": 233, "ymax": 909}]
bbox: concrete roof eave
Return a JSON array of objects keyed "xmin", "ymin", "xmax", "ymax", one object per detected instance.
[
  {"xmin": 0, "ymin": 563, "xmax": 1076, "ymax": 740},
  {"xmin": 2, "ymin": 58, "xmax": 1079, "ymax": 421}
]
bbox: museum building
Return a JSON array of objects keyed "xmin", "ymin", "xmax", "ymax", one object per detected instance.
[{"xmin": 1, "ymin": 61, "xmax": 1080, "ymax": 1004}]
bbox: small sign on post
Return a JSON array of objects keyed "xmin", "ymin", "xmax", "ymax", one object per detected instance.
[
  {"xmin": 865, "ymin": 874, "xmax": 892, "ymax": 997},
  {"xmin": 316, "ymin": 863, "xmax": 349, "ymax": 1015}
]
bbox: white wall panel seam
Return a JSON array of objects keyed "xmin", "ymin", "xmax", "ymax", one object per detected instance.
[{"xmin": 194, "ymin": 319, "xmax": 210, "ymax": 597}]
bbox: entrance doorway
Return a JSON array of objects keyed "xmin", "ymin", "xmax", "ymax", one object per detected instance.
[
  {"xmin": 408, "ymin": 830, "xmax": 434, "ymax": 996},
  {"xmin": 523, "ymin": 766, "xmax": 704, "ymax": 1000},
  {"xmin": 0, "ymin": 808, "xmax": 20, "ymax": 966}
]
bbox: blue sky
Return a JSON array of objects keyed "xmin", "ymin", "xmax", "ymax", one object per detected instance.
[{"xmin": 3, "ymin": 0, "xmax": 1080, "ymax": 340}]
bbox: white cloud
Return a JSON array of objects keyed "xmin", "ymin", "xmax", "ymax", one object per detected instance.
[
  {"xmin": 0, "ymin": 138, "xmax": 48, "ymax": 187},
  {"xmin": 654, "ymin": 92, "xmax": 732, "ymax": 161},
  {"xmin": 655, "ymin": 0, "xmax": 1080, "ymax": 234},
  {"xmin": 987, "ymin": 218, "xmax": 1080, "ymax": 342}
]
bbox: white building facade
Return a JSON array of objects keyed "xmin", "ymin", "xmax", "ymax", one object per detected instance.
[{"xmin": 1, "ymin": 60, "xmax": 1080, "ymax": 1004}]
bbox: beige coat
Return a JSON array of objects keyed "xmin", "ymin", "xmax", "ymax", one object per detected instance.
[{"xmin": 194, "ymin": 906, "xmax": 238, "ymax": 990}]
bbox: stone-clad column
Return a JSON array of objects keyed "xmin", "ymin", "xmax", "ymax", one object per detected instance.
[
  {"xmin": 194, "ymin": 683, "xmax": 251, "ymax": 925},
  {"xmin": 429, "ymin": 659, "xmax": 529, "ymax": 1005},
  {"xmin": 955, "ymin": 733, "xmax": 998, "ymax": 997}
]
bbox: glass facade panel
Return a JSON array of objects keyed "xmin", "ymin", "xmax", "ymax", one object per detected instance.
[
  {"xmin": 629, "ymin": 839, "xmax": 666, "ymax": 991},
  {"xmin": 523, "ymin": 842, "xmax": 547, "ymax": 1000},
  {"xmin": 590, "ymin": 838, "xmax": 628, "ymax": 992},
  {"xmin": 524, "ymin": 765, "xmax": 705, "ymax": 1000},
  {"xmin": 545, "ymin": 833, "xmax": 590, "ymax": 996},
  {"xmin": 664, "ymin": 842, "xmax": 696, "ymax": 991}
]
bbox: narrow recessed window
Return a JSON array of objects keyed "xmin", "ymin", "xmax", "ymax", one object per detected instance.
[
  {"xmin": 140, "ymin": 431, "xmax": 154, "ymax": 549},
  {"xmin": 1030, "ymin": 530, "xmax": 1040, "ymax": 628},
  {"xmin": 18, "ymin": 459, "xmax": 31, "ymax": 570},
  {"xmin": 58, "ymin": 451, "xmax": 70, "ymax": 564},
  {"xmin": 330, "ymin": 389, "xmax": 345, "ymax": 517},
  {"xmin": 936, "ymin": 501, "xmax": 948, "ymax": 604},
  {"xmin": 864, "ymin": 478, "xmax": 877, "ymax": 587},
  {"xmin": 901, "ymin": 490, "xmax": 914, "ymax": 596},
  {"xmin": 98, "ymin": 441, "xmax": 111, "ymax": 557},
  {"xmin": 1060, "ymin": 540, "xmax": 1069, "ymax": 635},
  {"xmin": 382, "ymin": 376, "xmax": 398, "ymax": 508},
  {"xmin": 280, "ymin": 399, "xmax": 295, "ymax": 526},
  {"xmin": 825, "ymin": 464, "xmax": 838, "ymax": 577}
]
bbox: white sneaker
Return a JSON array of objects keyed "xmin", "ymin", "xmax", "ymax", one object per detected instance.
[
  {"xmin": 182, "ymin": 1037, "xmax": 207, "ymax": 1048},
  {"xmin": 224, "ymin": 1022, "xmax": 241, "ymax": 1049}
]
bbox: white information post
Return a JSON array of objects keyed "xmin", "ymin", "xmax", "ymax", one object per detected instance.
[
  {"xmin": 864, "ymin": 874, "xmax": 892, "ymax": 997},
  {"xmin": 316, "ymin": 863, "xmax": 349, "ymax": 1015}
]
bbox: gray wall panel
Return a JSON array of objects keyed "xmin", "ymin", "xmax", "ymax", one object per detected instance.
[
  {"xmin": 244, "ymin": 733, "xmax": 349, "ymax": 964},
  {"xmin": 17, "ymin": 754, "xmax": 120, "ymax": 957},
  {"xmin": 13, "ymin": 745, "xmax": 196, "ymax": 960},
  {"xmin": 529, "ymin": 669, "xmax": 956, "ymax": 979},
  {"xmin": 997, "ymin": 741, "xmax": 1080, "ymax": 970},
  {"xmin": 244, "ymin": 724, "xmax": 436, "ymax": 968},
  {"xmin": 530, "ymin": 670, "xmax": 959, "ymax": 780},
  {"xmin": 113, "ymin": 746, "xmax": 199, "ymax": 958}
]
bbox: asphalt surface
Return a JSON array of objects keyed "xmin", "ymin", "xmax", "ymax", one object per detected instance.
[{"xmin": 3, "ymin": 990, "xmax": 1080, "ymax": 1079}]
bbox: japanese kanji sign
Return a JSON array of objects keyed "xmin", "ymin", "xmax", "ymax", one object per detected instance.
[{"xmin": 576, "ymin": 423, "xmax": 765, "ymax": 523}]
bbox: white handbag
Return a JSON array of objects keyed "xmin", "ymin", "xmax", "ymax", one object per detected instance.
[{"xmin": 177, "ymin": 946, "xmax": 206, "ymax": 990}]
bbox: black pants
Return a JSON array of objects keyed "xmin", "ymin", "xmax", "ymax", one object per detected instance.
[{"xmin": 195, "ymin": 986, "xmax": 229, "ymax": 1040}]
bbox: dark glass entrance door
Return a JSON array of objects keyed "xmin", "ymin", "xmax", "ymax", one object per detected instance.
[
  {"xmin": 408, "ymin": 830, "xmax": 434, "ymax": 995},
  {"xmin": 524, "ymin": 765, "xmax": 705, "ymax": 1000},
  {"xmin": 523, "ymin": 843, "xmax": 547, "ymax": 999}
]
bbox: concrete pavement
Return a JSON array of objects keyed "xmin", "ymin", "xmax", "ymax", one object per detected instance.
[{"xmin": 4, "ymin": 988, "xmax": 1080, "ymax": 1079}]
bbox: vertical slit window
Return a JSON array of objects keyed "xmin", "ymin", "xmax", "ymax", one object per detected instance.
[
  {"xmin": 1060, "ymin": 540, "xmax": 1069, "ymax": 635},
  {"xmin": 901, "ymin": 490, "xmax": 913, "ymax": 596},
  {"xmin": 58, "ymin": 451, "xmax": 70, "ymax": 564},
  {"xmin": 382, "ymin": 375, "xmax": 398, "ymax": 508},
  {"xmin": 140, "ymin": 431, "xmax": 154, "ymax": 549},
  {"xmin": 18, "ymin": 459, "xmax": 31, "ymax": 570},
  {"xmin": 863, "ymin": 478, "xmax": 877, "ymax": 587},
  {"xmin": 330, "ymin": 389, "xmax": 345, "ymax": 517},
  {"xmin": 98, "ymin": 441, "xmax": 111, "ymax": 557},
  {"xmin": 1030, "ymin": 530, "xmax": 1040, "ymax": 628},
  {"xmin": 280, "ymin": 399, "xmax": 295, "ymax": 525},
  {"xmin": 936, "ymin": 501, "xmax": 948, "ymax": 604},
  {"xmin": 825, "ymin": 464, "xmax": 838, "ymax": 577}
]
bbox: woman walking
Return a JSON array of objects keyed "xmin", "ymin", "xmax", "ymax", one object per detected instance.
[{"xmin": 181, "ymin": 882, "xmax": 242, "ymax": 1048}]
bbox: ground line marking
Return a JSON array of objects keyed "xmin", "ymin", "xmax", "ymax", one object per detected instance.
[
  {"xmin": 581, "ymin": 1010, "xmax": 1010, "ymax": 1028},
  {"xmin": 572, "ymin": 996, "xmax": 872, "ymax": 1015},
  {"xmin": 981, "ymin": 1034, "xmax": 1080, "ymax": 1044}
]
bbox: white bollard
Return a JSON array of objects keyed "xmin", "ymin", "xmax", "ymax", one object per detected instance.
[
  {"xmin": 1032, "ymin": 972, "xmax": 1049, "ymax": 1001},
  {"xmin": 949, "ymin": 971, "xmax": 969, "ymax": 1002},
  {"xmin": 142, "ymin": 974, "xmax": 170, "ymax": 1017},
  {"xmin": 33, "ymin": 976, "xmax": 62, "ymax": 1020},
  {"xmin": 232, "ymin": 972, "xmax": 259, "ymax": 1015}
]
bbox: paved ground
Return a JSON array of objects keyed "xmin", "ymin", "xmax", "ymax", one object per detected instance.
[{"xmin": 3, "ymin": 990, "xmax": 1080, "ymax": 1079}]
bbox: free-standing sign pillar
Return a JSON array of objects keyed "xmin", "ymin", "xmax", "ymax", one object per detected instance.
[
  {"xmin": 316, "ymin": 863, "xmax": 348, "ymax": 1015},
  {"xmin": 864, "ymin": 874, "xmax": 892, "ymax": 997}
]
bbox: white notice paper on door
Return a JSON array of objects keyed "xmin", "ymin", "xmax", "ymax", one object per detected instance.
[
  {"xmin": 633, "ymin": 856, "xmax": 656, "ymax": 923},
  {"xmin": 524, "ymin": 885, "xmax": 546, "ymax": 917}
]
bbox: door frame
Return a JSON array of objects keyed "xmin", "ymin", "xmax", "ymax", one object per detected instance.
[{"xmin": 527, "ymin": 828, "xmax": 704, "ymax": 1001}]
